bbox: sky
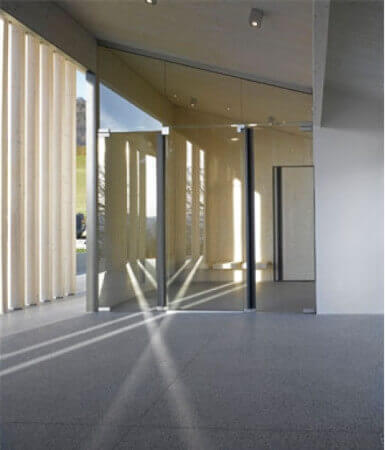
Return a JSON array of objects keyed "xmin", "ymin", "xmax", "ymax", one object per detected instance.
[{"xmin": 76, "ymin": 69, "xmax": 162, "ymax": 132}]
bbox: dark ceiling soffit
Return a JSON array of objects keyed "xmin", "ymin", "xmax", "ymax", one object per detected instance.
[{"xmin": 98, "ymin": 39, "xmax": 313, "ymax": 95}]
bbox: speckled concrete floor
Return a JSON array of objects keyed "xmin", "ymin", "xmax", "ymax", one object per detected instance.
[{"xmin": 0, "ymin": 295, "xmax": 382, "ymax": 449}]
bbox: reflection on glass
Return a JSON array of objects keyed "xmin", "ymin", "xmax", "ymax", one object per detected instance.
[
  {"xmin": 97, "ymin": 82, "xmax": 161, "ymax": 311},
  {"xmin": 96, "ymin": 47, "xmax": 316, "ymax": 313},
  {"xmin": 100, "ymin": 84, "xmax": 162, "ymax": 131},
  {"xmin": 253, "ymin": 127, "xmax": 315, "ymax": 312},
  {"xmin": 185, "ymin": 141, "xmax": 193, "ymax": 257},
  {"xmin": 166, "ymin": 127, "xmax": 245, "ymax": 311},
  {"xmin": 199, "ymin": 149, "xmax": 205, "ymax": 255}
]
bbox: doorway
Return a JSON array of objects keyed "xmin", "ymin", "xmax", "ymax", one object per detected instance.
[{"xmin": 255, "ymin": 165, "xmax": 317, "ymax": 313}]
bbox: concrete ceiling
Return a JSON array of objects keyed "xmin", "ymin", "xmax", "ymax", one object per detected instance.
[
  {"xmin": 58, "ymin": 0, "xmax": 313, "ymax": 93},
  {"xmin": 324, "ymin": 0, "xmax": 383, "ymax": 101}
]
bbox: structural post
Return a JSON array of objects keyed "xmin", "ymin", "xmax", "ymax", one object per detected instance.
[
  {"xmin": 86, "ymin": 70, "xmax": 99, "ymax": 312},
  {"xmin": 156, "ymin": 131, "xmax": 167, "ymax": 308},
  {"xmin": 244, "ymin": 127, "xmax": 256, "ymax": 310}
]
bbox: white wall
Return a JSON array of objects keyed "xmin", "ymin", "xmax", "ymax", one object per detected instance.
[{"xmin": 314, "ymin": 0, "xmax": 383, "ymax": 313}]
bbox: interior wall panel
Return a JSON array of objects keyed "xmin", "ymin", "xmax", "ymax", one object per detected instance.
[
  {"xmin": 39, "ymin": 43, "xmax": 53, "ymax": 302},
  {"xmin": 0, "ymin": 17, "xmax": 8, "ymax": 313},
  {"xmin": 51, "ymin": 52, "xmax": 64, "ymax": 298},
  {"xmin": 25, "ymin": 33, "xmax": 39, "ymax": 305},
  {"xmin": 62, "ymin": 60, "xmax": 76, "ymax": 295},
  {"xmin": 69, "ymin": 63, "xmax": 77, "ymax": 294},
  {"xmin": 8, "ymin": 23, "xmax": 25, "ymax": 309},
  {"xmin": 281, "ymin": 166, "xmax": 315, "ymax": 280},
  {"xmin": 0, "ymin": 18, "xmax": 78, "ymax": 314}
]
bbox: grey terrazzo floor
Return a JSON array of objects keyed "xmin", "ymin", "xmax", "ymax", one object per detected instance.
[{"xmin": 0, "ymin": 290, "xmax": 382, "ymax": 449}]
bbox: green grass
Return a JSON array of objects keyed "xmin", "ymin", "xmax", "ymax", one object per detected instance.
[{"xmin": 76, "ymin": 146, "xmax": 86, "ymax": 215}]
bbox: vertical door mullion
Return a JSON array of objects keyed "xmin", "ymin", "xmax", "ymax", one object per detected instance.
[
  {"xmin": 156, "ymin": 133, "xmax": 166, "ymax": 308},
  {"xmin": 273, "ymin": 167, "xmax": 283, "ymax": 281},
  {"xmin": 244, "ymin": 127, "xmax": 256, "ymax": 311}
]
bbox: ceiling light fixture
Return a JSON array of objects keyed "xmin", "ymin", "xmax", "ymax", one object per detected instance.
[
  {"xmin": 190, "ymin": 97, "xmax": 197, "ymax": 108},
  {"xmin": 299, "ymin": 121, "xmax": 313, "ymax": 132},
  {"xmin": 226, "ymin": 106, "xmax": 231, "ymax": 111},
  {"xmin": 230, "ymin": 137, "xmax": 239, "ymax": 142},
  {"xmin": 144, "ymin": 0, "xmax": 157, "ymax": 4},
  {"xmin": 249, "ymin": 8, "xmax": 263, "ymax": 28}
]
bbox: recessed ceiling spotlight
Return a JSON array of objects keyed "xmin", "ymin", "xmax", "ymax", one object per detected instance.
[
  {"xmin": 249, "ymin": 8, "xmax": 263, "ymax": 28},
  {"xmin": 299, "ymin": 121, "xmax": 313, "ymax": 132},
  {"xmin": 248, "ymin": 123, "xmax": 257, "ymax": 127},
  {"xmin": 145, "ymin": 0, "xmax": 157, "ymax": 4},
  {"xmin": 190, "ymin": 97, "xmax": 197, "ymax": 108},
  {"xmin": 230, "ymin": 137, "xmax": 239, "ymax": 142},
  {"xmin": 226, "ymin": 106, "xmax": 231, "ymax": 111}
]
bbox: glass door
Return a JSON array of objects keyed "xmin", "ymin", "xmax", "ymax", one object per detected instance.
[
  {"xmin": 95, "ymin": 47, "xmax": 316, "ymax": 314},
  {"xmin": 166, "ymin": 126, "xmax": 246, "ymax": 311},
  {"xmin": 252, "ymin": 124, "xmax": 316, "ymax": 313},
  {"xmin": 97, "ymin": 83, "xmax": 162, "ymax": 312}
]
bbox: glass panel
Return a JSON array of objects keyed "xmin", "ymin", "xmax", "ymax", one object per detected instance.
[
  {"xmin": 253, "ymin": 124, "xmax": 316, "ymax": 312},
  {"xmin": 97, "ymin": 47, "xmax": 316, "ymax": 313},
  {"xmin": 97, "ymin": 82, "xmax": 161, "ymax": 312},
  {"xmin": 166, "ymin": 126, "xmax": 245, "ymax": 311}
]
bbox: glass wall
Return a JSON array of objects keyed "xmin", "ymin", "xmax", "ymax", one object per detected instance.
[
  {"xmin": 97, "ymin": 82, "xmax": 162, "ymax": 311},
  {"xmin": 253, "ymin": 126, "xmax": 315, "ymax": 312},
  {"xmin": 96, "ymin": 46, "xmax": 315, "ymax": 313},
  {"xmin": 166, "ymin": 126, "xmax": 246, "ymax": 311}
]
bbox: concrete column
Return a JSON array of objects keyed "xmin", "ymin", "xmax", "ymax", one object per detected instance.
[
  {"xmin": 0, "ymin": 18, "xmax": 8, "ymax": 314},
  {"xmin": 191, "ymin": 145, "xmax": 200, "ymax": 259},
  {"xmin": 62, "ymin": 60, "xmax": 76, "ymax": 295},
  {"xmin": 39, "ymin": 44, "xmax": 53, "ymax": 302},
  {"xmin": 8, "ymin": 23, "xmax": 25, "ymax": 310},
  {"xmin": 25, "ymin": 33, "xmax": 39, "ymax": 306},
  {"xmin": 52, "ymin": 52, "xmax": 64, "ymax": 298}
]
